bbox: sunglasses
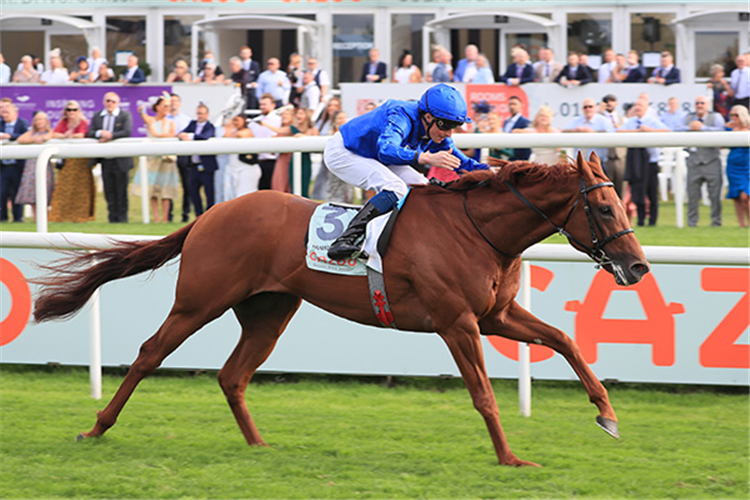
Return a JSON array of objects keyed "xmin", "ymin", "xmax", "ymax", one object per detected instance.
[
  {"xmin": 582, "ymin": 105, "xmax": 595, "ymax": 109},
  {"xmin": 105, "ymin": 99, "xmax": 117, "ymax": 103},
  {"xmin": 729, "ymin": 113, "xmax": 739, "ymax": 117},
  {"xmin": 435, "ymin": 118, "xmax": 463, "ymax": 131},
  {"xmin": 695, "ymin": 101, "xmax": 707, "ymax": 105},
  {"xmin": 65, "ymin": 108, "xmax": 79, "ymax": 112}
]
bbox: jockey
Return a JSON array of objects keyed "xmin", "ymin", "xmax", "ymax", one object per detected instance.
[{"xmin": 325, "ymin": 83, "xmax": 489, "ymax": 260}]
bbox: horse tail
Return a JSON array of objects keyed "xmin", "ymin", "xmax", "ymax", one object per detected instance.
[{"xmin": 32, "ymin": 220, "xmax": 198, "ymax": 323}]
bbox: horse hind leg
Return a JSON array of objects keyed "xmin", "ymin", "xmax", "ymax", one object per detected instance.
[
  {"xmin": 218, "ymin": 293, "xmax": 302, "ymax": 447},
  {"xmin": 480, "ymin": 301, "xmax": 619, "ymax": 439},
  {"xmin": 77, "ymin": 305, "xmax": 223, "ymax": 441}
]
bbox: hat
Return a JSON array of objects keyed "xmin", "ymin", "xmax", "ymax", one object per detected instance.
[
  {"xmin": 77, "ymin": 56, "xmax": 88, "ymax": 64},
  {"xmin": 602, "ymin": 94, "xmax": 618, "ymax": 103}
]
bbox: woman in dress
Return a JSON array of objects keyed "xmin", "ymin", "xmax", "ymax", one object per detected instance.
[
  {"xmin": 49, "ymin": 101, "xmax": 94, "ymax": 222},
  {"xmin": 12, "ymin": 55, "xmax": 40, "ymax": 83},
  {"xmin": 706, "ymin": 64, "xmax": 733, "ymax": 118},
  {"xmin": 134, "ymin": 96, "xmax": 179, "ymax": 223},
  {"xmin": 94, "ymin": 62, "xmax": 115, "ymax": 83},
  {"xmin": 69, "ymin": 56, "xmax": 94, "ymax": 83},
  {"xmin": 265, "ymin": 108, "xmax": 297, "ymax": 193},
  {"xmin": 392, "ymin": 50, "xmax": 423, "ymax": 83},
  {"xmin": 512, "ymin": 106, "xmax": 562, "ymax": 164},
  {"xmin": 725, "ymin": 105, "xmax": 750, "ymax": 227},
  {"xmin": 15, "ymin": 112, "xmax": 54, "ymax": 221},
  {"xmin": 311, "ymin": 97, "xmax": 341, "ymax": 199},
  {"xmin": 166, "ymin": 60, "xmax": 193, "ymax": 83},
  {"xmin": 290, "ymin": 107, "xmax": 318, "ymax": 198},
  {"xmin": 222, "ymin": 114, "xmax": 259, "ymax": 200}
]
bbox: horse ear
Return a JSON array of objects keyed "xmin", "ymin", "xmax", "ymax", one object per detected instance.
[
  {"xmin": 588, "ymin": 150, "xmax": 601, "ymax": 169},
  {"xmin": 576, "ymin": 150, "xmax": 595, "ymax": 182},
  {"xmin": 486, "ymin": 157, "xmax": 508, "ymax": 168}
]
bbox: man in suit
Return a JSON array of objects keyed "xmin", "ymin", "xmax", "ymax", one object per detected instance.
[
  {"xmin": 554, "ymin": 52, "xmax": 593, "ymax": 87},
  {"xmin": 502, "ymin": 96, "xmax": 531, "ymax": 161},
  {"xmin": 622, "ymin": 50, "xmax": 646, "ymax": 83},
  {"xmin": 453, "ymin": 44, "xmax": 479, "ymax": 83},
  {"xmin": 120, "ymin": 55, "xmax": 145, "ymax": 84},
  {"xmin": 86, "ymin": 92, "xmax": 133, "ymax": 222},
  {"xmin": 499, "ymin": 47, "xmax": 534, "ymax": 86},
  {"xmin": 0, "ymin": 101, "xmax": 28, "ymax": 222},
  {"xmin": 361, "ymin": 48, "xmax": 387, "ymax": 83},
  {"xmin": 682, "ymin": 96, "xmax": 726, "ymax": 227},
  {"xmin": 648, "ymin": 51, "xmax": 681, "ymax": 85},
  {"xmin": 534, "ymin": 47, "xmax": 563, "ymax": 83},
  {"xmin": 239, "ymin": 46, "xmax": 261, "ymax": 109},
  {"xmin": 600, "ymin": 94, "xmax": 627, "ymax": 197},
  {"xmin": 177, "ymin": 103, "xmax": 217, "ymax": 216}
]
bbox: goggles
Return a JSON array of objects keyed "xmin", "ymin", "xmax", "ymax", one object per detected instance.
[{"xmin": 434, "ymin": 118, "xmax": 463, "ymax": 131}]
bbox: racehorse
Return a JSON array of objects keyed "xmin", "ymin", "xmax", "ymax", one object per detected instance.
[{"xmin": 33, "ymin": 152, "xmax": 649, "ymax": 467}]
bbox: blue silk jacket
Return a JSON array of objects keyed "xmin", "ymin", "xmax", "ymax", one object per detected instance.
[{"xmin": 339, "ymin": 99, "xmax": 487, "ymax": 172}]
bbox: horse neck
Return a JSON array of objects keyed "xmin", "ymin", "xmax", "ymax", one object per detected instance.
[{"xmin": 471, "ymin": 174, "xmax": 581, "ymax": 257}]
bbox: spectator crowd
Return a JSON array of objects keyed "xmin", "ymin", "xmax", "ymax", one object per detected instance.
[{"xmin": 0, "ymin": 44, "xmax": 748, "ymax": 229}]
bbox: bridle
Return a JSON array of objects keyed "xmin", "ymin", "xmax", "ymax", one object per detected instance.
[{"xmin": 439, "ymin": 176, "xmax": 634, "ymax": 265}]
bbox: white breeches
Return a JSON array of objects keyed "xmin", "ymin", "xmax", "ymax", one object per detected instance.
[{"xmin": 323, "ymin": 132, "xmax": 428, "ymax": 199}]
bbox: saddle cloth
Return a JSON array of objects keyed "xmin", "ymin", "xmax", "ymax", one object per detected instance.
[{"xmin": 305, "ymin": 202, "xmax": 393, "ymax": 276}]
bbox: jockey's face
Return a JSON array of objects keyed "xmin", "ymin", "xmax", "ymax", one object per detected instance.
[{"xmin": 423, "ymin": 112, "xmax": 455, "ymax": 143}]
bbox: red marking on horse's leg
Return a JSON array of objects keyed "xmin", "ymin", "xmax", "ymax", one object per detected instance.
[
  {"xmin": 438, "ymin": 322, "xmax": 540, "ymax": 467},
  {"xmin": 219, "ymin": 293, "xmax": 302, "ymax": 447},
  {"xmin": 82, "ymin": 308, "xmax": 220, "ymax": 439},
  {"xmin": 482, "ymin": 301, "xmax": 616, "ymax": 422}
]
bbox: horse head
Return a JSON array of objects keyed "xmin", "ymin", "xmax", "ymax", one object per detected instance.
[{"xmin": 565, "ymin": 151, "xmax": 650, "ymax": 285}]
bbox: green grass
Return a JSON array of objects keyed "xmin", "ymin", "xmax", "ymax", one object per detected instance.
[
  {"xmin": 0, "ymin": 366, "xmax": 747, "ymax": 499},
  {"xmin": 1, "ymin": 190, "xmax": 748, "ymax": 247}
]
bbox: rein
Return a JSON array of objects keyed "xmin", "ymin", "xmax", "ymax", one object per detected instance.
[
  {"xmin": 504, "ymin": 178, "xmax": 633, "ymax": 265},
  {"xmin": 433, "ymin": 175, "xmax": 634, "ymax": 264}
]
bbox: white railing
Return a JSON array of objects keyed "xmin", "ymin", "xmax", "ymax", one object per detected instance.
[
  {"xmin": 2, "ymin": 230, "xmax": 747, "ymax": 403},
  {"xmin": 0, "ymin": 131, "xmax": 746, "ymax": 233}
]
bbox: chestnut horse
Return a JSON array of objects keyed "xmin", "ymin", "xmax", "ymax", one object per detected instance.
[{"xmin": 33, "ymin": 152, "xmax": 649, "ymax": 467}]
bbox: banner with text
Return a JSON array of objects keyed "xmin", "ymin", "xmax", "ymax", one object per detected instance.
[{"xmin": 1, "ymin": 247, "xmax": 747, "ymax": 385}]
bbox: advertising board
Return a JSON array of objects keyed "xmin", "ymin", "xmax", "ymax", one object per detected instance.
[{"xmin": 1, "ymin": 247, "xmax": 747, "ymax": 386}]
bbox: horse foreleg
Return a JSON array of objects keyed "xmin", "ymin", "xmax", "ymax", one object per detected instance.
[
  {"xmin": 438, "ymin": 322, "xmax": 540, "ymax": 467},
  {"xmin": 218, "ymin": 293, "xmax": 302, "ymax": 447},
  {"xmin": 78, "ymin": 308, "xmax": 213, "ymax": 441},
  {"xmin": 480, "ymin": 301, "xmax": 619, "ymax": 438}
]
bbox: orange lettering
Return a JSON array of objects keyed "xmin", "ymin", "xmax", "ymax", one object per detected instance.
[
  {"xmin": 487, "ymin": 265, "xmax": 556, "ymax": 362},
  {"xmin": 565, "ymin": 271, "xmax": 684, "ymax": 366},
  {"xmin": 699, "ymin": 268, "xmax": 750, "ymax": 369},
  {"xmin": 0, "ymin": 258, "xmax": 32, "ymax": 347}
]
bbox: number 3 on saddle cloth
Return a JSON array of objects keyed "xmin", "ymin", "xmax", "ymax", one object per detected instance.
[{"xmin": 305, "ymin": 194, "xmax": 408, "ymax": 329}]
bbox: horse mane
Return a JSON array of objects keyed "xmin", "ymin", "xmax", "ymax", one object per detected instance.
[{"xmin": 414, "ymin": 158, "xmax": 578, "ymax": 195}]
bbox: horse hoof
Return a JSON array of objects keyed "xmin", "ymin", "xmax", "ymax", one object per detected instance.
[
  {"xmin": 596, "ymin": 416, "xmax": 619, "ymax": 439},
  {"xmin": 75, "ymin": 433, "xmax": 86, "ymax": 442}
]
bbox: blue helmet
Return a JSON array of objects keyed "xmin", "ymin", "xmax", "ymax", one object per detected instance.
[{"xmin": 418, "ymin": 84, "xmax": 472, "ymax": 125}]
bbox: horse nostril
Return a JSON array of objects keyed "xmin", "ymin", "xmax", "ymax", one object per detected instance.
[{"xmin": 630, "ymin": 262, "xmax": 650, "ymax": 277}]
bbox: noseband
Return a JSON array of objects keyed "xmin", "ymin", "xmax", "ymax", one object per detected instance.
[
  {"xmin": 442, "ymin": 176, "xmax": 633, "ymax": 264},
  {"xmin": 503, "ymin": 178, "xmax": 633, "ymax": 265}
]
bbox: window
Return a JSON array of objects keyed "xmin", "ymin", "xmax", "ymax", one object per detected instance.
[
  {"xmin": 567, "ymin": 13, "xmax": 612, "ymax": 57},
  {"xmin": 630, "ymin": 13, "xmax": 677, "ymax": 69},
  {"xmin": 332, "ymin": 14, "xmax": 374, "ymax": 86},
  {"xmin": 391, "ymin": 14, "xmax": 434, "ymax": 71},
  {"xmin": 106, "ymin": 16, "xmax": 147, "ymax": 78},
  {"xmin": 163, "ymin": 15, "xmax": 204, "ymax": 78},
  {"xmin": 507, "ymin": 32, "xmax": 548, "ymax": 62},
  {"xmin": 695, "ymin": 31, "xmax": 739, "ymax": 80}
]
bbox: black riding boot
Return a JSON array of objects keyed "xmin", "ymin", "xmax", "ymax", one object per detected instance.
[{"xmin": 327, "ymin": 201, "xmax": 383, "ymax": 260}]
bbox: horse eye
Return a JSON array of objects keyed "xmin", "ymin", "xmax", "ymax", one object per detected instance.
[{"xmin": 598, "ymin": 205, "xmax": 613, "ymax": 216}]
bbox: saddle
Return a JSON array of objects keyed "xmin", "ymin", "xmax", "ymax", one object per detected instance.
[{"xmin": 305, "ymin": 201, "xmax": 404, "ymax": 329}]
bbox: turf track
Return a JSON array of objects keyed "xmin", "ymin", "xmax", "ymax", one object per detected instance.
[{"xmin": 1, "ymin": 366, "xmax": 747, "ymax": 499}]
